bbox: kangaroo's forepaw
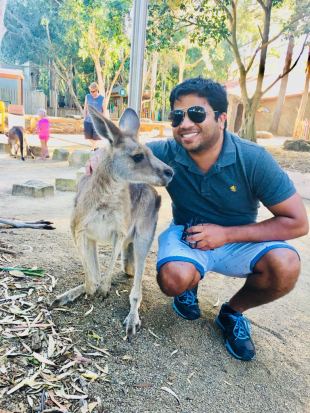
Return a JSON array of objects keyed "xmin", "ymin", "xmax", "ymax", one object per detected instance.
[{"xmin": 123, "ymin": 313, "xmax": 141, "ymax": 340}]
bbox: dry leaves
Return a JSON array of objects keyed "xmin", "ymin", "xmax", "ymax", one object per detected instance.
[{"xmin": 0, "ymin": 267, "xmax": 110, "ymax": 412}]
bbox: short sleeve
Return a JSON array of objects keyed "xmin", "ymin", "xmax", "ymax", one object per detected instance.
[
  {"xmin": 251, "ymin": 148, "xmax": 296, "ymax": 206},
  {"xmin": 146, "ymin": 140, "xmax": 171, "ymax": 163}
]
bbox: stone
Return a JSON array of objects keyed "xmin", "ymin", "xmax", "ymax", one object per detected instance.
[
  {"xmin": 28, "ymin": 146, "xmax": 41, "ymax": 157},
  {"xmin": 52, "ymin": 148, "xmax": 70, "ymax": 161},
  {"xmin": 68, "ymin": 150, "xmax": 90, "ymax": 167},
  {"xmin": 283, "ymin": 139, "xmax": 310, "ymax": 152},
  {"xmin": 55, "ymin": 178, "xmax": 77, "ymax": 192},
  {"xmin": 12, "ymin": 180, "xmax": 54, "ymax": 197},
  {"xmin": 0, "ymin": 142, "xmax": 10, "ymax": 153},
  {"xmin": 256, "ymin": 131, "xmax": 273, "ymax": 139},
  {"xmin": 76, "ymin": 167, "xmax": 86, "ymax": 180}
]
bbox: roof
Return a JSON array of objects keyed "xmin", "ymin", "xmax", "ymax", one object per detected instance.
[{"xmin": 0, "ymin": 68, "xmax": 24, "ymax": 80}]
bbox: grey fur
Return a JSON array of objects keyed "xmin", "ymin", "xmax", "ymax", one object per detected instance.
[{"xmin": 52, "ymin": 107, "xmax": 173, "ymax": 338}]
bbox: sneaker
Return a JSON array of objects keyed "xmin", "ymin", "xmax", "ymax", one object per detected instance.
[
  {"xmin": 172, "ymin": 286, "xmax": 201, "ymax": 320},
  {"xmin": 215, "ymin": 303, "xmax": 255, "ymax": 361}
]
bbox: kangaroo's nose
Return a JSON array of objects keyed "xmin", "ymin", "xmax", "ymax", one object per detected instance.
[{"xmin": 163, "ymin": 168, "xmax": 174, "ymax": 179}]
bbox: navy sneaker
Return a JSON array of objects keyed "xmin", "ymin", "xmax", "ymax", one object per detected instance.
[
  {"xmin": 215, "ymin": 303, "xmax": 255, "ymax": 361},
  {"xmin": 172, "ymin": 286, "xmax": 201, "ymax": 320}
]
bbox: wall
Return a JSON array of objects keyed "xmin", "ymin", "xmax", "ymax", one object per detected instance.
[{"xmin": 256, "ymin": 94, "xmax": 310, "ymax": 136}]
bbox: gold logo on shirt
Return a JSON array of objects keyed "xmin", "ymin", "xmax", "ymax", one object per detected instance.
[{"xmin": 230, "ymin": 185, "xmax": 237, "ymax": 192}]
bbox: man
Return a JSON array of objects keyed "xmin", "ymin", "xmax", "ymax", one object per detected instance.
[{"xmin": 146, "ymin": 77, "xmax": 308, "ymax": 361}]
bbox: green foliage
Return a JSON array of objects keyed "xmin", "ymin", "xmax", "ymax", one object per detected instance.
[{"xmin": 147, "ymin": 0, "xmax": 178, "ymax": 51}]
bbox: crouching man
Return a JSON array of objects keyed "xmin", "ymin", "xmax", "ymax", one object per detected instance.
[{"xmin": 146, "ymin": 77, "xmax": 309, "ymax": 361}]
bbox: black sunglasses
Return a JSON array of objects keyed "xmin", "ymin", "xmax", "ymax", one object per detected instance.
[{"xmin": 169, "ymin": 106, "xmax": 218, "ymax": 127}]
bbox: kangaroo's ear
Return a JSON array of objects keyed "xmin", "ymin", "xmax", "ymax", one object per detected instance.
[
  {"xmin": 119, "ymin": 108, "xmax": 140, "ymax": 138},
  {"xmin": 88, "ymin": 106, "xmax": 122, "ymax": 145}
]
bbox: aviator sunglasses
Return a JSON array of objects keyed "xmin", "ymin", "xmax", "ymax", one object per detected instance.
[{"xmin": 169, "ymin": 105, "xmax": 219, "ymax": 127}]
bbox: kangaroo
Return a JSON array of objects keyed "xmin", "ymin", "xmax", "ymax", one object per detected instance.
[
  {"xmin": 6, "ymin": 127, "xmax": 35, "ymax": 160},
  {"xmin": 52, "ymin": 106, "xmax": 173, "ymax": 338}
]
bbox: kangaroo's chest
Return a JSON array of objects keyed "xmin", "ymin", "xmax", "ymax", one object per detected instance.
[{"xmin": 85, "ymin": 197, "xmax": 131, "ymax": 243}]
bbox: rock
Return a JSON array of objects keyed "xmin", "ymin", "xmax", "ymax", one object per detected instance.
[
  {"xmin": 0, "ymin": 142, "xmax": 10, "ymax": 153},
  {"xmin": 256, "ymin": 131, "xmax": 273, "ymax": 139},
  {"xmin": 28, "ymin": 146, "xmax": 41, "ymax": 157},
  {"xmin": 55, "ymin": 178, "xmax": 77, "ymax": 192},
  {"xmin": 68, "ymin": 150, "xmax": 90, "ymax": 167},
  {"xmin": 283, "ymin": 139, "xmax": 310, "ymax": 152},
  {"xmin": 52, "ymin": 148, "xmax": 70, "ymax": 161},
  {"xmin": 12, "ymin": 180, "xmax": 54, "ymax": 197}
]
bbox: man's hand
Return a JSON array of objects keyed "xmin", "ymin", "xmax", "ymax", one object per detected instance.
[
  {"xmin": 186, "ymin": 223, "xmax": 229, "ymax": 250},
  {"xmin": 85, "ymin": 149, "xmax": 103, "ymax": 175}
]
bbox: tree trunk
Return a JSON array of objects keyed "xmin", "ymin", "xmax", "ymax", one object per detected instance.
[
  {"xmin": 178, "ymin": 47, "xmax": 186, "ymax": 83},
  {"xmin": 269, "ymin": 35, "xmax": 294, "ymax": 134},
  {"xmin": 93, "ymin": 55, "xmax": 105, "ymax": 95},
  {"xmin": 293, "ymin": 46, "xmax": 310, "ymax": 138},
  {"xmin": 150, "ymin": 51, "xmax": 158, "ymax": 120},
  {"xmin": 239, "ymin": 100, "xmax": 257, "ymax": 141}
]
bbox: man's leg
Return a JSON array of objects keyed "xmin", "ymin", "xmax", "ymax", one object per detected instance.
[
  {"xmin": 216, "ymin": 247, "xmax": 300, "ymax": 361},
  {"xmin": 157, "ymin": 261, "xmax": 200, "ymax": 296},
  {"xmin": 228, "ymin": 248, "xmax": 300, "ymax": 313}
]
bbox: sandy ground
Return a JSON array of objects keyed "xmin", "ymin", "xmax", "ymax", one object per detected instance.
[{"xmin": 0, "ymin": 141, "xmax": 309, "ymax": 413}]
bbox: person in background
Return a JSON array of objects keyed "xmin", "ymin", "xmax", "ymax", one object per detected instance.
[
  {"xmin": 37, "ymin": 108, "xmax": 50, "ymax": 160},
  {"xmin": 84, "ymin": 82, "xmax": 106, "ymax": 151}
]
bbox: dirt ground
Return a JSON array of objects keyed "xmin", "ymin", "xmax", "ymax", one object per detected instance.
[{"xmin": 0, "ymin": 145, "xmax": 309, "ymax": 413}]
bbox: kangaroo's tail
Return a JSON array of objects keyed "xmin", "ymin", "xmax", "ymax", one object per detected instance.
[{"xmin": 15, "ymin": 127, "xmax": 25, "ymax": 161}]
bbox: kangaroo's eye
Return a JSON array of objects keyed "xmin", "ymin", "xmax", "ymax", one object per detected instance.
[{"xmin": 131, "ymin": 153, "xmax": 144, "ymax": 163}]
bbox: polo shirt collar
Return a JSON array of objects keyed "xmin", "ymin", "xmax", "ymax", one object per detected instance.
[{"xmin": 174, "ymin": 130, "xmax": 236, "ymax": 174}]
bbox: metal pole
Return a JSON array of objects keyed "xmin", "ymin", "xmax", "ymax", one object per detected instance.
[{"xmin": 128, "ymin": 0, "xmax": 149, "ymax": 116}]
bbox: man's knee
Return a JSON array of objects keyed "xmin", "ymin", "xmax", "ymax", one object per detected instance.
[
  {"xmin": 157, "ymin": 261, "xmax": 199, "ymax": 296},
  {"xmin": 254, "ymin": 248, "xmax": 300, "ymax": 294}
]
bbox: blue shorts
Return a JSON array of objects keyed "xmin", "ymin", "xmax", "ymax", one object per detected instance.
[{"xmin": 157, "ymin": 223, "xmax": 299, "ymax": 279}]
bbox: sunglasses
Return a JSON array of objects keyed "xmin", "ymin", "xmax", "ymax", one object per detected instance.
[
  {"xmin": 90, "ymin": 89, "xmax": 98, "ymax": 94},
  {"xmin": 169, "ymin": 106, "xmax": 218, "ymax": 127}
]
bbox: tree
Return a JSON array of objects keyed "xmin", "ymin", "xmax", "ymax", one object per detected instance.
[
  {"xmin": 177, "ymin": 0, "xmax": 310, "ymax": 141},
  {"xmin": 60, "ymin": 0, "xmax": 131, "ymax": 112},
  {"xmin": 269, "ymin": 35, "xmax": 294, "ymax": 134},
  {"xmin": 1, "ymin": 0, "xmax": 87, "ymax": 113},
  {"xmin": 293, "ymin": 46, "xmax": 310, "ymax": 138}
]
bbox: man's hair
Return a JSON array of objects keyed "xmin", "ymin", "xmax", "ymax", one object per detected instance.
[
  {"xmin": 89, "ymin": 82, "xmax": 99, "ymax": 91},
  {"xmin": 169, "ymin": 77, "xmax": 228, "ymax": 118}
]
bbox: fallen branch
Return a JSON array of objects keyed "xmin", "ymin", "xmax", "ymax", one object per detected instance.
[
  {"xmin": 0, "ymin": 218, "xmax": 55, "ymax": 230},
  {"xmin": 0, "ymin": 247, "xmax": 17, "ymax": 255}
]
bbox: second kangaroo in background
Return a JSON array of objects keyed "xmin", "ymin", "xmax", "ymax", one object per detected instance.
[{"xmin": 52, "ymin": 106, "xmax": 173, "ymax": 339}]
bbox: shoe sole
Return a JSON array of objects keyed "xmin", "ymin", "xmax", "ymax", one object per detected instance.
[
  {"xmin": 172, "ymin": 302, "xmax": 201, "ymax": 321},
  {"xmin": 215, "ymin": 316, "xmax": 255, "ymax": 362}
]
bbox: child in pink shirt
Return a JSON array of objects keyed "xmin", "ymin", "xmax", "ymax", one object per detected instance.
[{"xmin": 37, "ymin": 109, "xmax": 50, "ymax": 159}]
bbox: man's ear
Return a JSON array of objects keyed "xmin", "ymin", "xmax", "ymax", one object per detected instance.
[
  {"xmin": 88, "ymin": 106, "xmax": 122, "ymax": 145},
  {"xmin": 119, "ymin": 108, "xmax": 140, "ymax": 138},
  {"xmin": 218, "ymin": 113, "xmax": 227, "ymax": 130}
]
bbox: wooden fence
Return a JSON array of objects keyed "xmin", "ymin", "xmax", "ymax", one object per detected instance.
[{"xmin": 0, "ymin": 88, "xmax": 46, "ymax": 114}]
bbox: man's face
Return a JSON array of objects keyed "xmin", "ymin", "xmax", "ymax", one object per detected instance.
[{"xmin": 171, "ymin": 94, "xmax": 226, "ymax": 154}]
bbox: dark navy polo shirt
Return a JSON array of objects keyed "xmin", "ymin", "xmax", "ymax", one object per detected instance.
[{"xmin": 147, "ymin": 131, "xmax": 296, "ymax": 226}]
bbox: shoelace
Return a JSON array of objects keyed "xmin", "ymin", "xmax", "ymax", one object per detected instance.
[
  {"xmin": 231, "ymin": 314, "xmax": 251, "ymax": 340},
  {"xmin": 178, "ymin": 289, "xmax": 197, "ymax": 306}
]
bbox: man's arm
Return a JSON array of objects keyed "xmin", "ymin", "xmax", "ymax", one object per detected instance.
[{"xmin": 187, "ymin": 193, "xmax": 309, "ymax": 250}]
